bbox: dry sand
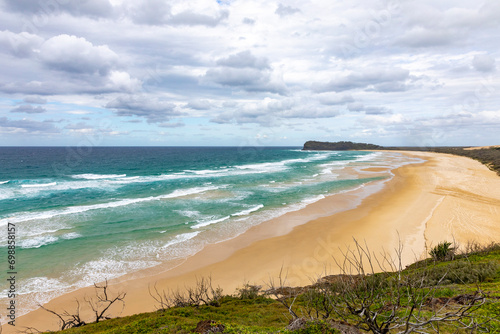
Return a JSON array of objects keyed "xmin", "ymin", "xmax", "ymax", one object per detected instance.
[
  {"xmin": 464, "ymin": 145, "xmax": 500, "ymax": 150},
  {"xmin": 5, "ymin": 151, "xmax": 500, "ymax": 332}
]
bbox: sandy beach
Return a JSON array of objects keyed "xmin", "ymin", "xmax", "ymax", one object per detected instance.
[{"xmin": 5, "ymin": 151, "xmax": 500, "ymax": 332}]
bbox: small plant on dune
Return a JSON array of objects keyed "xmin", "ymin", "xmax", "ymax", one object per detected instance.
[
  {"xmin": 236, "ymin": 283, "xmax": 262, "ymax": 300},
  {"xmin": 149, "ymin": 275, "xmax": 223, "ymax": 310},
  {"xmin": 429, "ymin": 241, "xmax": 455, "ymax": 261}
]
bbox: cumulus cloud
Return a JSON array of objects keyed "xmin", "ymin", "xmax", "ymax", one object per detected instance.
[
  {"xmin": 347, "ymin": 103, "xmax": 391, "ymax": 115},
  {"xmin": 205, "ymin": 67, "xmax": 287, "ymax": 94},
  {"xmin": 23, "ymin": 96, "xmax": 47, "ymax": 104},
  {"xmin": 10, "ymin": 104, "xmax": 46, "ymax": 114},
  {"xmin": 210, "ymin": 97, "xmax": 341, "ymax": 125},
  {"xmin": 129, "ymin": 0, "xmax": 171, "ymax": 25},
  {"xmin": 205, "ymin": 51, "xmax": 286, "ymax": 95},
  {"xmin": 472, "ymin": 54, "xmax": 496, "ymax": 72},
  {"xmin": 105, "ymin": 94, "xmax": 182, "ymax": 123},
  {"xmin": 107, "ymin": 71, "xmax": 142, "ymax": 92},
  {"xmin": 216, "ymin": 51, "xmax": 269, "ymax": 69},
  {"xmin": 242, "ymin": 17, "xmax": 255, "ymax": 25},
  {"xmin": 0, "ymin": 117, "xmax": 59, "ymax": 133},
  {"xmin": 186, "ymin": 99, "xmax": 211, "ymax": 110},
  {"xmin": 39, "ymin": 35, "xmax": 119, "ymax": 75},
  {"xmin": 318, "ymin": 94, "xmax": 355, "ymax": 106},
  {"xmin": 169, "ymin": 9, "xmax": 229, "ymax": 27},
  {"xmin": 313, "ymin": 68, "xmax": 410, "ymax": 93},
  {"xmin": 1, "ymin": 0, "xmax": 113, "ymax": 18},
  {"xmin": 0, "ymin": 30, "xmax": 44, "ymax": 57},
  {"xmin": 275, "ymin": 4, "xmax": 301, "ymax": 17},
  {"xmin": 128, "ymin": 0, "xmax": 228, "ymax": 26}
]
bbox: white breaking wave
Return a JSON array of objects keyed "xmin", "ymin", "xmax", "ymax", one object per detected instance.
[
  {"xmin": 0, "ymin": 180, "xmax": 119, "ymax": 202},
  {"xmin": 301, "ymin": 194, "xmax": 326, "ymax": 204},
  {"xmin": 69, "ymin": 258, "xmax": 161, "ymax": 288},
  {"xmin": 0, "ymin": 180, "xmax": 9, "ymax": 185},
  {"xmin": 15, "ymin": 276, "xmax": 71, "ymax": 296},
  {"xmin": 19, "ymin": 235, "xmax": 59, "ymax": 249},
  {"xmin": 191, "ymin": 216, "xmax": 230, "ymax": 229},
  {"xmin": 0, "ymin": 185, "xmax": 220, "ymax": 225},
  {"xmin": 231, "ymin": 204, "xmax": 264, "ymax": 217},
  {"xmin": 61, "ymin": 232, "xmax": 82, "ymax": 240},
  {"xmin": 175, "ymin": 210, "xmax": 201, "ymax": 218},
  {"xmin": 21, "ymin": 182, "xmax": 56, "ymax": 188},
  {"xmin": 163, "ymin": 231, "xmax": 200, "ymax": 248},
  {"xmin": 71, "ymin": 173, "xmax": 127, "ymax": 180},
  {"xmin": 355, "ymin": 152, "xmax": 382, "ymax": 162}
]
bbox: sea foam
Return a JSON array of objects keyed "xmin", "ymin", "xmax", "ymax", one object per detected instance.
[
  {"xmin": 21, "ymin": 182, "xmax": 57, "ymax": 188},
  {"xmin": 0, "ymin": 185, "xmax": 219, "ymax": 225},
  {"xmin": 71, "ymin": 173, "xmax": 127, "ymax": 180},
  {"xmin": 163, "ymin": 231, "xmax": 200, "ymax": 248}
]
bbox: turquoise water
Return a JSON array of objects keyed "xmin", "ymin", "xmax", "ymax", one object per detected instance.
[{"xmin": 0, "ymin": 147, "xmax": 415, "ymax": 313}]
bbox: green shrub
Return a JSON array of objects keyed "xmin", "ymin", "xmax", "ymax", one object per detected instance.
[
  {"xmin": 430, "ymin": 241, "xmax": 455, "ymax": 261},
  {"xmin": 236, "ymin": 284, "xmax": 262, "ymax": 300},
  {"xmin": 418, "ymin": 260, "xmax": 500, "ymax": 285},
  {"xmin": 286, "ymin": 320, "xmax": 340, "ymax": 334}
]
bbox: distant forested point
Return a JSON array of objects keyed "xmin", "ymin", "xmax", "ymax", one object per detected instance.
[{"xmin": 303, "ymin": 140, "xmax": 383, "ymax": 151}]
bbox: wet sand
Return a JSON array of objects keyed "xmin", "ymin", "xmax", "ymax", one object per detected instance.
[{"xmin": 5, "ymin": 151, "xmax": 500, "ymax": 332}]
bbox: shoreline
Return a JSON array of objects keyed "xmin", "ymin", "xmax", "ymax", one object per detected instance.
[{"xmin": 5, "ymin": 151, "xmax": 500, "ymax": 332}]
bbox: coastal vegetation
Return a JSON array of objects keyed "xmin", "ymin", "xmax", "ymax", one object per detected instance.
[
  {"xmin": 35, "ymin": 241, "xmax": 500, "ymax": 334},
  {"xmin": 303, "ymin": 141, "xmax": 383, "ymax": 151}
]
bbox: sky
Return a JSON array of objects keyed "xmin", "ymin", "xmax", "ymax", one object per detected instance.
[{"xmin": 0, "ymin": 0, "xmax": 499, "ymax": 147}]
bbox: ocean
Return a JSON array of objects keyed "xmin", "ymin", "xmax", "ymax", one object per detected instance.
[{"xmin": 0, "ymin": 146, "xmax": 420, "ymax": 314}]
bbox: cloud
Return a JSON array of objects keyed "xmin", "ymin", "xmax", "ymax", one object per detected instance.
[
  {"xmin": 210, "ymin": 97, "xmax": 341, "ymax": 125},
  {"xmin": 347, "ymin": 102, "xmax": 364, "ymax": 112},
  {"xmin": 313, "ymin": 68, "xmax": 410, "ymax": 93},
  {"xmin": 107, "ymin": 71, "xmax": 142, "ymax": 92},
  {"xmin": 169, "ymin": 9, "xmax": 229, "ymax": 27},
  {"xmin": 205, "ymin": 51, "xmax": 286, "ymax": 95},
  {"xmin": 10, "ymin": 104, "xmax": 46, "ymax": 114},
  {"xmin": 472, "ymin": 54, "xmax": 496, "ymax": 72},
  {"xmin": 129, "ymin": 0, "xmax": 171, "ymax": 25},
  {"xmin": 39, "ymin": 35, "xmax": 118, "ymax": 75},
  {"xmin": 1, "ymin": 0, "xmax": 113, "ymax": 18},
  {"xmin": 359, "ymin": 113, "xmax": 405, "ymax": 125},
  {"xmin": 186, "ymin": 99, "xmax": 211, "ymax": 110},
  {"xmin": 347, "ymin": 103, "xmax": 392, "ymax": 115},
  {"xmin": 205, "ymin": 67, "xmax": 287, "ymax": 94},
  {"xmin": 242, "ymin": 17, "xmax": 255, "ymax": 25},
  {"xmin": 275, "ymin": 4, "xmax": 301, "ymax": 17},
  {"xmin": 0, "ymin": 73, "xmax": 138, "ymax": 95},
  {"xmin": 0, "ymin": 30, "xmax": 44, "ymax": 57},
  {"xmin": 216, "ymin": 51, "xmax": 269, "ymax": 69},
  {"xmin": 318, "ymin": 94, "xmax": 355, "ymax": 106},
  {"xmin": 64, "ymin": 122, "xmax": 94, "ymax": 132},
  {"xmin": 0, "ymin": 0, "xmax": 499, "ymax": 146},
  {"xmin": 129, "ymin": 0, "xmax": 228, "ymax": 26},
  {"xmin": 397, "ymin": 28, "xmax": 453, "ymax": 48},
  {"xmin": 158, "ymin": 122, "xmax": 185, "ymax": 128},
  {"xmin": 23, "ymin": 96, "xmax": 47, "ymax": 104},
  {"xmin": 105, "ymin": 94, "xmax": 182, "ymax": 123},
  {"xmin": 0, "ymin": 117, "xmax": 59, "ymax": 133}
]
